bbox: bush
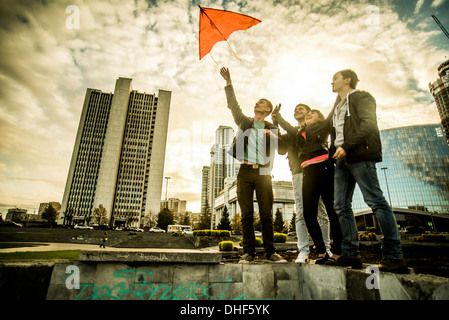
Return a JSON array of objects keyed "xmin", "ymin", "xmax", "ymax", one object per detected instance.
[
  {"xmin": 128, "ymin": 231, "xmax": 138, "ymax": 235},
  {"xmin": 359, "ymin": 232, "xmax": 378, "ymax": 241},
  {"xmin": 239, "ymin": 237, "xmax": 263, "ymax": 247},
  {"xmin": 218, "ymin": 241, "xmax": 234, "ymax": 251},
  {"xmin": 274, "ymin": 233, "xmax": 288, "ymax": 243},
  {"xmin": 193, "ymin": 229, "xmax": 231, "ymax": 237},
  {"xmin": 366, "ymin": 227, "xmax": 376, "ymax": 234},
  {"xmin": 171, "ymin": 231, "xmax": 184, "ymax": 237},
  {"xmin": 406, "ymin": 226, "xmax": 425, "ymax": 234},
  {"xmin": 417, "ymin": 234, "xmax": 447, "ymax": 243}
]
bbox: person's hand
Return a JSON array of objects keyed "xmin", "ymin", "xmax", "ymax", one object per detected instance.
[
  {"xmin": 220, "ymin": 67, "xmax": 232, "ymax": 86},
  {"xmin": 332, "ymin": 147, "xmax": 347, "ymax": 160},
  {"xmin": 273, "ymin": 104, "xmax": 281, "ymax": 114}
]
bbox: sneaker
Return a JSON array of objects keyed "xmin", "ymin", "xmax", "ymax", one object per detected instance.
[
  {"xmin": 326, "ymin": 256, "xmax": 363, "ymax": 269},
  {"xmin": 238, "ymin": 253, "xmax": 255, "ymax": 264},
  {"xmin": 377, "ymin": 258, "xmax": 408, "ymax": 274},
  {"xmin": 266, "ymin": 252, "xmax": 287, "ymax": 262},
  {"xmin": 295, "ymin": 251, "xmax": 308, "ymax": 263}
]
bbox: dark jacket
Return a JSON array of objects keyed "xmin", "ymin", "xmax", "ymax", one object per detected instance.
[
  {"xmin": 224, "ymin": 85, "xmax": 286, "ymax": 168},
  {"xmin": 328, "ymin": 90, "xmax": 382, "ymax": 163},
  {"xmin": 272, "ymin": 111, "xmax": 303, "ymax": 174},
  {"xmin": 297, "ymin": 120, "xmax": 330, "ymax": 164}
]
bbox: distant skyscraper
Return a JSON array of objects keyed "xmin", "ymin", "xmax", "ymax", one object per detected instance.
[
  {"xmin": 209, "ymin": 125, "xmax": 239, "ymax": 201},
  {"xmin": 201, "ymin": 166, "xmax": 210, "ymax": 214},
  {"xmin": 429, "ymin": 59, "xmax": 449, "ymax": 145},
  {"xmin": 208, "ymin": 125, "xmax": 240, "ymax": 226},
  {"xmin": 59, "ymin": 78, "xmax": 171, "ymax": 228}
]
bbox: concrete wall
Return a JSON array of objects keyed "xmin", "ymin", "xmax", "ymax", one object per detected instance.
[{"xmin": 42, "ymin": 261, "xmax": 449, "ymax": 300}]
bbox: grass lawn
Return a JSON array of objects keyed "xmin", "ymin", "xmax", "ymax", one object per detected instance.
[{"xmin": 0, "ymin": 250, "xmax": 80, "ymax": 261}]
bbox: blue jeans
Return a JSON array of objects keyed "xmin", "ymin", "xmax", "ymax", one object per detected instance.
[{"xmin": 334, "ymin": 159, "xmax": 403, "ymax": 259}]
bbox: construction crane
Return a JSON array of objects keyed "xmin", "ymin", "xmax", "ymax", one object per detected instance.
[{"xmin": 431, "ymin": 15, "xmax": 449, "ymax": 40}]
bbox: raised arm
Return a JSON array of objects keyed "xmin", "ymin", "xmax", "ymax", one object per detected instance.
[
  {"xmin": 271, "ymin": 104, "xmax": 297, "ymax": 136},
  {"xmin": 220, "ymin": 67, "xmax": 251, "ymax": 127}
]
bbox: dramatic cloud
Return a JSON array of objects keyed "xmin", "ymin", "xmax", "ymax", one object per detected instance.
[{"xmin": 0, "ymin": 0, "xmax": 447, "ymax": 213}]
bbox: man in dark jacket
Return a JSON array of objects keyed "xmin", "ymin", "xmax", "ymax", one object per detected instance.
[
  {"xmin": 328, "ymin": 69, "xmax": 407, "ymax": 273},
  {"xmin": 220, "ymin": 67, "xmax": 286, "ymax": 263}
]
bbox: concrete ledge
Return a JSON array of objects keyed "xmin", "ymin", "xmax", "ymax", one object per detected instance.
[
  {"xmin": 78, "ymin": 249, "xmax": 222, "ymax": 264},
  {"xmin": 44, "ymin": 261, "xmax": 449, "ymax": 300}
]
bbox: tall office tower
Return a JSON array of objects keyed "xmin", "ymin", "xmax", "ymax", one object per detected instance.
[
  {"xmin": 209, "ymin": 125, "xmax": 239, "ymax": 227},
  {"xmin": 430, "ymin": 59, "xmax": 449, "ymax": 145},
  {"xmin": 209, "ymin": 125, "xmax": 239, "ymax": 201},
  {"xmin": 201, "ymin": 166, "xmax": 210, "ymax": 215},
  {"xmin": 59, "ymin": 78, "xmax": 171, "ymax": 228}
]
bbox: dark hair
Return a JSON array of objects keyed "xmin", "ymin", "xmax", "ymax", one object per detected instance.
[
  {"xmin": 339, "ymin": 69, "xmax": 359, "ymax": 89},
  {"xmin": 309, "ymin": 109, "xmax": 325, "ymax": 121},
  {"xmin": 295, "ymin": 103, "xmax": 311, "ymax": 113},
  {"xmin": 260, "ymin": 98, "xmax": 273, "ymax": 115}
]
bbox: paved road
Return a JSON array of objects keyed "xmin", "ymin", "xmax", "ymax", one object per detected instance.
[{"xmin": 0, "ymin": 242, "xmax": 219, "ymax": 253}]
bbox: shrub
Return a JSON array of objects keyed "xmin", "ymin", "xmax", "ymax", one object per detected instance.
[
  {"xmin": 171, "ymin": 231, "xmax": 184, "ymax": 237},
  {"xmin": 218, "ymin": 241, "xmax": 234, "ymax": 251},
  {"xmin": 274, "ymin": 233, "xmax": 288, "ymax": 243},
  {"xmin": 129, "ymin": 231, "xmax": 138, "ymax": 235},
  {"xmin": 417, "ymin": 234, "xmax": 447, "ymax": 243},
  {"xmin": 359, "ymin": 232, "xmax": 378, "ymax": 241},
  {"xmin": 239, "ymin": 237, "xmax": 263, "ymax": 247},
  {"xmin": 366, "ymin": 227, "xmax": 376, "ymax": 234}
]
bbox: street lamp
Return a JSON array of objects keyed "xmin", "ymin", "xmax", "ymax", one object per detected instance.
[
  {"xmin": 381, "ymin": 167, "xmax": 392, "ymax": 208},
  {"xmin": 164, "ymin": 177, "xmax": 171, "ymax": 207}
]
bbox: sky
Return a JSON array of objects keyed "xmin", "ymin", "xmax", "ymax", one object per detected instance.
[{"xmin": 0, "ymin": 0, "xmax": 448, "ymax": 215}]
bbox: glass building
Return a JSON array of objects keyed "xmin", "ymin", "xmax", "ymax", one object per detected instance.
[{"xmin": 352, "ymin": 124, "xmax": 449, "ymax": 215}]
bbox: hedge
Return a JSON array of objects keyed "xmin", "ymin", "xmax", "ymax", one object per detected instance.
[
  {"xmin": 193, "ymin": 230, "xmax": 231, "ymax": 237},
  {"xmin": 417, "ymin": 233, "xmax": 447, "ymax": 242}
]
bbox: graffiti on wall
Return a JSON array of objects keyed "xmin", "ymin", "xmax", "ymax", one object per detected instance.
[{"xmin": 65, "ymin": 267, "xmax": 246, "ymax": 300}]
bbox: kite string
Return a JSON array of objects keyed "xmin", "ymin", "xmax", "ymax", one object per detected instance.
[
  {"xmin": 226, "ymin": 40, "xmax": 242, "ymax": 61},
  {"xmin": 209, "ymin": 53, "xmax": 220, "ymax": 67}
]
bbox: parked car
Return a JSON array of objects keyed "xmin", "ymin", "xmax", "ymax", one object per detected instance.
[
  {"xmin": 255, "ymin": 231, "xmax": 262, "ymax": 237},
  {"xmin": 182, "ymin": 229, "xmax": 193, "ymax": 236},
  {"xmin": 0, "ymin": 221, "xmax": 23, "ymax": 227},
  {"xmin": 149, "ymin": 227, "xmax": 166, "ymax": 233},
  {"xmin": 74, "ymin": 224, "xmax": 93, "ymax": 230},
  {"xmin": 128, "ymin": 227, "xmax": 144, "ymax": 232}
]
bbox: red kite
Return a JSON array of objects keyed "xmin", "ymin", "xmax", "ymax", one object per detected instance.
[{"xmin": 199, "ymin": 6, "xmax": 261, "ymax": 61}]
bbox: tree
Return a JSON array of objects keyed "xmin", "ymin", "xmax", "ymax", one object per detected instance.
[
  {"xmin": 157, "ymin": 207, "xmax": 174, "ymax": 231},
  {"xmin": 42, "ymin": 205, "xmax": 57, "ymax": 226},
  {"xmin": 274, "ymin": 208, "xmax": 284, "ymax": 232},
  {"xmin": 181, "ymin": 213, "xmax": 190, "ymax": 226},
  {"xmin": 197, "ymin": 198, "xmax": 211, "ymax": 229},
  {"xmin": 231, "ymin": 213, "xmax": 242, "ymax": 232},
  {"xmin": 91, "ymin": 204, "xmax": 108, "ymax": 225},
  {"xmin": 290, "ymin": 213, "xmax": 296, "ymax": 233},
  {"xmin": 217, "ymin": 206, "xmax": 232, "ymax": 230}
]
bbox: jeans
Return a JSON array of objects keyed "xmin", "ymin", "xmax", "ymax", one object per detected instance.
[
  {"xmin": 292, "ymin": 173, "xmax": 330, "ymax": 254},
  {"xmin": 334, "ymin": 159, "xmax": 403, "ymax": 259},
  {"xmin": 237, "ymin": 164, "xmax": 275, "ymax": 256}
]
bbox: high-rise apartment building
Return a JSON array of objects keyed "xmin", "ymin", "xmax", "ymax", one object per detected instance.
[
  {"xmin": 59, "ymin": 78, "xmax": 171, "ymax": 228},
  {"xmin": 429, "ymin": 59, "xmax": 449, "ymax": 144}
]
